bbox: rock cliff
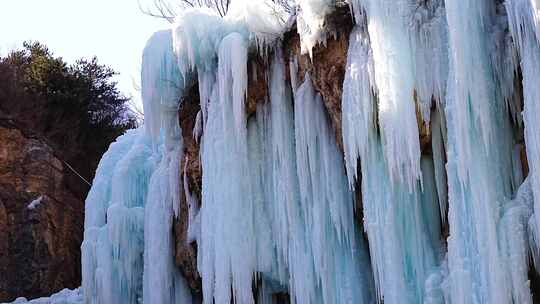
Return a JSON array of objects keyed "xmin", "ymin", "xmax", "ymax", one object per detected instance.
[{"xmin": 0, "ymin": 120, "xmax": 83, "ymax": 302}]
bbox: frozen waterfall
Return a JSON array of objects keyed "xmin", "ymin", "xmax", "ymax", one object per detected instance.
[{"xmin": 73, "ymin": 0, "xmax": 540, "ymax": 304}]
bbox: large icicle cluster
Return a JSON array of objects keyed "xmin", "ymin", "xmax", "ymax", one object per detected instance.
[
  {"xmin": 72, "ymin": 0, "xmax": 540, "ymax": 303},
  {"xmin": 171, "ymin": 4, "xmax": 373, "ymax": 301}
]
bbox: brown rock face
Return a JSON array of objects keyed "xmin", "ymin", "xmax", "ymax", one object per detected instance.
[
  {"xmin": 0, "ymin": 122, "xmax": 83, "ymax": 302},
  {"xmin": 246, "ymin": 54, "xmax": 270, "ymax": 117},
  {"xmin": 174, "ymin": 83, "xmax": 203, "ymax": 293},
  {"xmin": 284, "ymin": 3, "xmax": 354, "ymax": 150}
]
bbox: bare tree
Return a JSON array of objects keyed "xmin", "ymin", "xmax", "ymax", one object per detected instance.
[
  {"xmin": 139, "ymin": 0, "xmax": 232, "ymax": 20},
  {"xmin": 138, "ymin": 0, "xmax": 179, "ymax": 22},
  {"xmin": 139, "ymin": 0, "xmax": 294, "ymax": 21}
]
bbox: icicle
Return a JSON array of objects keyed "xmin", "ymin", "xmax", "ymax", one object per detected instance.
[
  {"xmin": 185, "ymin": 158, "xmax": 201, "ymax": 244},
  {"xmin": 193, "ymin": 111, "xmax": 203, "ymax": 143},
  {"xmin": 106, "ymin": 134, "xmax": 155, "ymax": 303},
  {"xmin": 172, "ymin": 4, "xmax": 285, "ymax": 81},
  {"xmin": 267, "ymin": 48, "xmax": 296, "ymax": 280},
  {"xmin": 289, "ymin": 56, "xmax": 299, "ymax": 94},
  {"xmin": 182, "ymin": 156, "xmax": 199, "ymax": 230},
  {"xmin": 341, "ymin": 25, "xmax": 375, "ymax": 188},
  {"xmin": 72, "ymin": 2, "xmax": 540, "ymax": 304},
  {"xmin": 198, "ymin": 43, "xmax": 374, "ymax": 304},
  {"xmin": 444, "ymin": 1, "xmax": 501, "ymax": 178},
  {"xmin": 348, "ymin": 0, "xmax": 422, "ymax": 189},
  {"xmin": 530, "ymin": 217, "xmax": 540, "ymax": 272}
]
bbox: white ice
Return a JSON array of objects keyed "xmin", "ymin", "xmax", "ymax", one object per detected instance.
[{"xmin": 6, "ymin": 288, "xmax": 83, "ymax": 304}]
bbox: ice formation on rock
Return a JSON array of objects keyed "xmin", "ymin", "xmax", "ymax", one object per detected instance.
[{"xmin": 44, "ymin": 0, "xmax": 540, "ymax": 303}]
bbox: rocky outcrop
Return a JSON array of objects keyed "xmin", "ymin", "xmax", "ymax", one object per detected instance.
[{"xmin": 0, "ymin": 120, "xmax": 83, "ymax": 302}]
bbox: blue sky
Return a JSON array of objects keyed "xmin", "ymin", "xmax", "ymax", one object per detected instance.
[{"xmin": 0, "ymin": 0, "xmax": 169, "ymax": 109}]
